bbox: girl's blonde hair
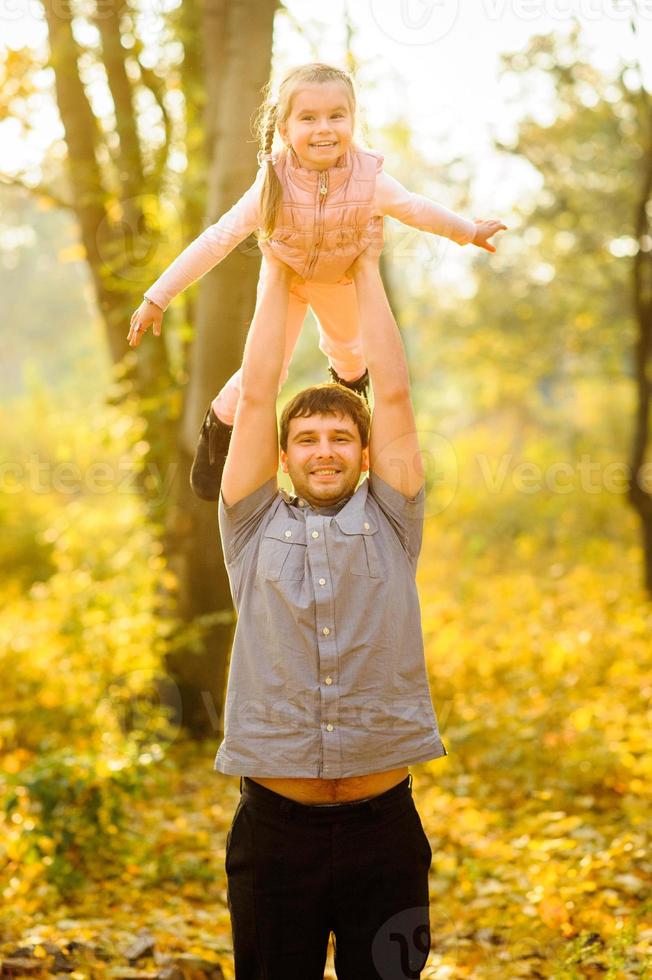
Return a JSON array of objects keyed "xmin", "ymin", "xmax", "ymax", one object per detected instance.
[{"xmin": 255, "ymin": 63, "xmax": 357, "ymax": 240}]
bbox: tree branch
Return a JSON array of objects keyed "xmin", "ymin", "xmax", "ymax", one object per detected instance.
[
  {"xmin": 0, "ymin": 171, "xmax": 74, "ymax": 210},
  {"xmin": 136, "ymin": 58, "xmax": 173, "ymax": 191},
  {"xmin": 93, "ymin": 0, "xmax": 145, "ymax": 200}
]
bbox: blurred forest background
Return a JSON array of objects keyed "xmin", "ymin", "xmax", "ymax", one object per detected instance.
[{"xmin": 1, "ymin": 0, "xmax": 651, "ymax": 977}]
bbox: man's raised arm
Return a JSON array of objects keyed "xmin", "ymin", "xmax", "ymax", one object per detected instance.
[
  {"xmin": 351, "ymin": 253, "xmax": 424, "ymax": 499},
  {"xmin": 221, "ymin": 257, "xmax": 294, "ymax": 507}
]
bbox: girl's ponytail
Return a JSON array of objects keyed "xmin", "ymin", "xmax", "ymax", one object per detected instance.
[{"xmin": 256, "ymin": 101, "xmax": 283, "ymax": 240}]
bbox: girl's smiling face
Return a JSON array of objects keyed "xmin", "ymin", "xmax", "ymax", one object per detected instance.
[{"xmin": 278, "ymin": 81, "xmax": 354, "ymax": 171}]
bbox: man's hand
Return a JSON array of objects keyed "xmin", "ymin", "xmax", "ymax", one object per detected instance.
[
  {"xmin": 347, "ymin": 243, "xmax": 381, "ymax": 281},
  {"xmin": 472, "ymin": 219, "xmax": 508, "ymax": 253},
  {"xmin": 260, "ymin": 252, "xmax": 297, "ymax": 285},
  {"xmin": 127, "ymin": 299, "xmax": 164, "ymax": 348}
]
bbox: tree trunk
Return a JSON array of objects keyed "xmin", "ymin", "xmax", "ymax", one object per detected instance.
[
  {"xmin": 174, "ymin": 0, "xmax": 213, "ymax": 369},
  {"xmin": 627, "ymin": 92, "xmax": 652, "ymax": 595},
  {"xmin": 43, "ymin": 0, "xmax": 111, "ymax": 313},
  {"xmin": 163, "ymin": 0, "xmax": 278, "ymax": 737},
  {"xmin": 42, "ymin": 0, "xmax": 171, "ymax": 396}
]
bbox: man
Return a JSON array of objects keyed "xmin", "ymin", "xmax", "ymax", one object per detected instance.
[{"xmin": 215, "ymin": 248, "xmax": 447, "ymax": 979}]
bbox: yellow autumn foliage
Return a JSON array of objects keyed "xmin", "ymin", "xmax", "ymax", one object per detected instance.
[{"xmin": 0, "ymin": 380, "xmax": 650, "ymax": 976}]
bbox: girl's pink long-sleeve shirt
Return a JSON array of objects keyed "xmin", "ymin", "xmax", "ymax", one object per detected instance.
[{"xmin": 145, "ymin": 168, "xmax": 477, "ymax": 312}]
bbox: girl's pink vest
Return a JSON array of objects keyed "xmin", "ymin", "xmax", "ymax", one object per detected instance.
[{"xmin": 260, "ymin": 146, "xmax": 384, "ymax": 283}]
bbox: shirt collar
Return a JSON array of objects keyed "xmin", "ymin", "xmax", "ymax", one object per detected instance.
[{"xmin": 280, "ymin": 478, "xmax": 372, "ymax": 524}]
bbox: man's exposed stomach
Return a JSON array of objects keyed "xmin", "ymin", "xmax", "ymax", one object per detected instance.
[{"xmin": 248, "ymin": 766, "xmax": 409, "ymax": 804}]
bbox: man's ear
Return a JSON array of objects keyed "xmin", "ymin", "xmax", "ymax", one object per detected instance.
[
  {"xmin": 361, "ymin": 447, "xmax": 370, "ymax": 474},
  {"xmin": 280, "ymin": 449, "xmax": 289, "ymax": 474}
]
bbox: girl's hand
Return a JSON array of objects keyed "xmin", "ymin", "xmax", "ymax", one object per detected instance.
[
  {"xmin": 127, "ymin": 299, "xmax": 163, "ymax": 348},
  {"xmin": 472, "ymin": 219, "xmax": 508, "ymax": 253}
]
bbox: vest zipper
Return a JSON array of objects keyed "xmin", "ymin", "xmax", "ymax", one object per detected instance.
[{"xmin": 305, "ymin": 170, "xmax": 329, "ymax": 279}]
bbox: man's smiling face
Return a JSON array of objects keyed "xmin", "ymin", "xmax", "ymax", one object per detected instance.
[{"xmin": 280, "ymin": 411, "xmax": 369, "ymax": 507}]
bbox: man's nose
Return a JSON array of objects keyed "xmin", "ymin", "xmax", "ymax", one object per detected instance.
[{"xmin": 315, "ymin": 438, "xmax": 333, "ymax": 456}]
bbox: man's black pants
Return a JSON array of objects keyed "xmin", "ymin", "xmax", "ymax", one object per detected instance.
[{"xmin": 225, "ymin": 773, "xmax": 432, "ymax": 979}]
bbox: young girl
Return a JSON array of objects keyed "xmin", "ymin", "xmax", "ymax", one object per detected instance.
[{"xmin": 127, "ymin": 63, "xmax": 506, "ymax": 499}]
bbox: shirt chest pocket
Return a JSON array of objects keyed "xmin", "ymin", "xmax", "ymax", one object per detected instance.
[
  {"xmin": 338, "ymin": 522, "xmax": 382, "ymax": 578},
  {"xmin": 257, "ymin": 519, "xmax": 307, "ymax": 581}
]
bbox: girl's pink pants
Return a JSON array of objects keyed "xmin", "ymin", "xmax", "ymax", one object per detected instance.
[{"xmin": 211, "ymin": 276, "xmax": 366, "ymax": 426}]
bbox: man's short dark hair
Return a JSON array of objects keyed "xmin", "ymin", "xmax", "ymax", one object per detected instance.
[{"xmin": 279, "ymin": 384, "xmax": 371, "ymax": 451}]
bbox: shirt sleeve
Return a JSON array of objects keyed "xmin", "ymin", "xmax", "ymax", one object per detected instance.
[
  {"xmin": 368, "ymin": 471, "xmax": 426, "ymax": 564},
  {"xmin": 218, "ymin": 478, "xmax": 279, "ymax": 564},
  {"xmin": 374, "ymin": 170, "xmax": 477, "ymax": 246},
  {"xmin": 144, "ymin": 172, "xmax": 262, "ymax": 311}
]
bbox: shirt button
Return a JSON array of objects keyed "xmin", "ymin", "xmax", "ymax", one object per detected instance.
[
  {"xmin": 326, "ymin": 723, "xmax": 334, "ymax": 732},
  {"xmin": 322, "ymin": 626, "xmax": 330, "ymax": 636},
  {"xmin": 299, "ymin": 500, "xmax": 306, "ymax": 507},
  {"xmin": 364, "ymin": 522, "xmax": 370, "ymax": 530},
  {"xmin": 325, "ymin": 676, "xmax": 333, "ymax": 685},
  {"xmin": 318, "ymin": 578, "xmax": 326, "ymax": 586},
  {"xmin": 284, "ymin": 530, "xmax": 292, "ymax": 538},
  {"xmin": 311, "ymin": 530, "xmax": 319, "ymax": 539}
]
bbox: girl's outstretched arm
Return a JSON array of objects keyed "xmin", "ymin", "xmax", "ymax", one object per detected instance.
[
  {"xmin": 375, "ymin": 170, "xmax": 506, "ymax": 251},
  {"xmin": 127, "ymin": 173, "xmax": 262, "ymax": 347},
  {"xmin": 142, "ymin": 171, "xmax": 263, "ymax": 313}
]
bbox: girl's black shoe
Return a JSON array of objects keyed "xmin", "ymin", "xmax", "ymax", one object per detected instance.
[
  {"xmin": 328, "ymin": 367, "xmax": 370, "ymax": 403},
  {"xmin": 189, "ymin": 407, "xmax": 233, "ymax": 501}
]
